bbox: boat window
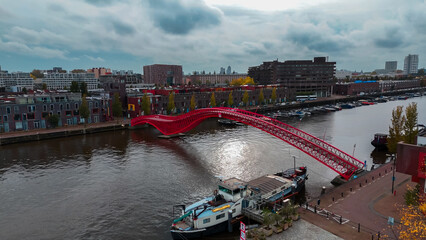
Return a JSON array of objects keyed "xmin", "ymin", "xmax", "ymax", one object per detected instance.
[
  {"xmin": 272, "ymin": 190, "xmax": 277, "ymax": 194},
  {"xmin": 218, "ymin": 186, "xmax": 232, "ymax": 194},
  {"xmin": 203, "ymin": 218, "xmax": 210, "ymax": 224},
  {"xmin": 232, "ymin": 209, "xmax": 236, "ymax": 213},
  {"xmin": 216, "ymin": 213, "xmax": 225, "ymax": 220}
]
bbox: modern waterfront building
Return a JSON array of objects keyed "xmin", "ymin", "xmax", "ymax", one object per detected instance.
[
  {"xmin": 143, "ymin": 64, "xmax": 183, "ymax": 85},
  {"xmin": 0, "ymin": 93, "xmax": 107, "ymax": 132},
  {"xmin": 385, "ymin": 61, "xmax": 397, "ymax": 72},
  {"xmin": 0, "ymin": 72, "xmax": 34, "ymax": 92},
  {"xmin": 42, "ymin": 73, "xmax": 99, "ymax": 90},
  {"xmin": 404, "ymin": 54, "xmax": 419, "ymax": 75},
  {"xmin": 249, "ymin": 57, "xmax": 336, "ymax": 97}
]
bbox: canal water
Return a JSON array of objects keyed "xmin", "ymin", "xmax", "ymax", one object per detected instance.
[{"xmin": 0, "ymin": 96, "xmax": 425, "ymax": 240}]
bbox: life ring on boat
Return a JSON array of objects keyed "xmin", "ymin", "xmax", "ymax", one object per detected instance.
[{"xmin": 214, "ymin": 189, "xmax": 218, "ymax": 195}]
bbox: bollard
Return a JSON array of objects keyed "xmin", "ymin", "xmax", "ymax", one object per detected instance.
[
  {"xmin": 358, "ymin": 223, "xmax": 360, "ymax": 232},
  {"xmin": 332, "ymin": 197, "xmax": 335, "ymax": 202},
  {"xmin": 379, "ymin": 173, "xmax": 381, "ymax": 176},
  {"xmin": 350, "ymin": 187, "xmax": 352, "ymax": 192},
  {"xmin": 306, "ymin": 203, "xmax": 309, "ymax": 209},
  {"xmin": 227, "ymin": 210, "xmax": 233, "ymax": 232},
  {"xmin": 317, "ymin": 199, "xmax": 321, "ymax": 206},
  {"xmin": 339, "ymin": 216, "xmax": 342, "ymax": 224},
  {"xmin": 341, "ymin": 192, "xmax": 344, "ymax": 197},
  {"xmin": 327, "ymin": 212, "xmax": 329, "ymax": 219},
  {"xmin": 394, "ymin": 190, "xmax": 396, "ymax": 196},
  {"xmin": 372, "ymin": 234, "xmax": 374, "ymax": 240},
  {"xmin": 372, "ymin": 176, "xmax": 374, "ymax": 180},
  {"xmin": 314, "ymin": 206, "xmax": 317, "ymax": 213},
  {"xmin": 359, "ymin": 183, "xmax": 362, "ymax": 187},
  {"xmin": 365, "ymin": 179, "xmax": 367, "ymax": 183}
]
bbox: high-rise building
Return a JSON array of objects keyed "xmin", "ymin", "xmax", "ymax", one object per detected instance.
[
  {"xmin": 226, "ymin": 66, "xmax": 231, "ymax": 75},
  {"xmin": 385, "ymin": 61, "xmax": 397, "ymax": 72},
  {"xmin": 220, "ymin": 67, "xmax": 225, "ymax": 75},
  {"xmin": 404, "ymin": 54, "xmax": 419, "ymax": 75},
  {"xmin": 143, "ymin": 64, "xmax": 183, "ymax": 85}
]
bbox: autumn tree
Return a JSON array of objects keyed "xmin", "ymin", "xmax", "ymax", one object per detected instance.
[
  {"xmin": 388, "ymin": 106, "xmax": 406, "ymax": 153},
  {"xmin": 31, "ymin": 69, "xmax": 44, "ymax": 78},
  {"xmin": 397, "ymin": 186, "xmax": 426, "ymax": 239},
  {"xmin": 258, "ymin": 88, "xmax": 264, "ymax": 105},
  {"xmin": 230, "ymin": 76, "xmax": 255, "ymax": 86},
  {"xmin": 271, "ymin": 87, "xmax": 277, "ymax": 103},
  {"xmin": 228, "ymin": 91, "xmax": 234, "ymax": 107},
  {"xmin": 190, "ymin": 94, "xmax": 196, "ymax": 111},
  {"xmin": 167, "ymin": 91, "xmax": 175, "ymax": 114},
  {"xmin": 403, "ymin": 102, "xmax": 418, "ymax": 144},
  {"xmin": 210, "ymin": 92, "xmax": 216, "ymax": 107},
  {"xmin": 112, "ymin": 93, "xmax": 123, "ymax": 121},
  {"xmin": 79, "ymin": 95, "xmax": 90, "ymax": 126},
  {"xmin": 141, "ymin": 93, "xmax": 151, "ymax": 115},
  {"xmin": 242, "ymin": 90, "xmax": 249, "ymax": 107},
  {"xmin": 42, "ymin": 83, "xmax": 47, "ymax": 91}
]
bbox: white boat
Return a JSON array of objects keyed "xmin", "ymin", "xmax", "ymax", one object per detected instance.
[{"xmin": 171, "ymin": 178, "xmax": 248, "ymax": 240}]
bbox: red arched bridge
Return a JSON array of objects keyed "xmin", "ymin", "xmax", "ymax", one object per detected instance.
[{"xmin": 131, "ymin": 107, "xmax": 364, "ymax": 180}]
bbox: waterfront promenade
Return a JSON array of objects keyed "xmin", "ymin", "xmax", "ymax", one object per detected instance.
[
  {"xmin": 0, "ymin": 118, "xmax": 130, "ymax": 145},
  {"xmin": 298, "ymin": 161, "xmax": 413, "ymax": 239}
]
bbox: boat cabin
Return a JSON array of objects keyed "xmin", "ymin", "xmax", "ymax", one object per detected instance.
[
  {"xmin": 217, "ymin": 178, "xmax": 248, "ymax": 202},
  {"xmin": 247, "ymin": 175, "xmax": 294, "ymax": 202}
]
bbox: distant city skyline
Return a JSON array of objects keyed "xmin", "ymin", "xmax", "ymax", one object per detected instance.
[{"xmin": 0, "ymin": 0, "xmax": 425, "ymax": 73}]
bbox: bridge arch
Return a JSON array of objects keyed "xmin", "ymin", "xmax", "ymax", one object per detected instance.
[{"xmin": 131, "ymin": 107, "xmax": 364, "ymax": 180}]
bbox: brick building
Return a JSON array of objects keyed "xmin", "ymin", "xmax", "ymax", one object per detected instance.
[
  {"xmin": 143, "ymin": 64, "xmax": 183, "ymax": 86},
  {"xmin": 0, "ymin": 93, "xmax": 107, "ymax": 132}
]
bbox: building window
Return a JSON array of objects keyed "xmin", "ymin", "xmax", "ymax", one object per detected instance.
[
  {"xmin": 34, "ymin": 121, "xmax": 40, "ymax": 129},
  {"xmin": 3, "ymin": 115, "xmax": 8, "ymax": 122},
  {"xmin": 14, "ymin": 106, "xmax": 19, "ymax": 113},
  {"xmin": 50, "ymin": 104, "xmax": 54, "ymax": 111},
  {"xmin": 43, "ymin": 105, "xmax": 47, "ymax": 111},
  {"xmin": 6, "ymin": 107, "xmax": 11, "ymax": 114},
  {"xmin": 27, "ymin": 113, "xmax": 35, "ymax": 120},
  {"xmin": 75, "ymin": 103, "xmax": 79, "ymax": 109},
  {"xmin": 66, "ymin": 103, "xmax": 70, "ymax": 110},
  {"xmin": 203, "ymin": 218, "xmax": 210, "ymax": 224},
  {"xmin": 60, "ymin": 104, "xmax": 63, "ymax": 110},
  {"xmin": 28, "ymin": 105, "xmax": 35, "ymax": 113},
  {"xmin": 95, "ymin": 102, "xmax": 99, "ymax": 108},
  {"xmin": 22, "ymin": 114, "xmax": 27, "ymax": 120}
]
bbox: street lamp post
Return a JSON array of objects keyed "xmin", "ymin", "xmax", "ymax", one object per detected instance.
[
  {"xmin": 387, "ymin": 154, "xmax": 396, "ymax": 194},
  {"xmin": 292, "ymin": 155, "xmax": 296, "ymax": 174}
]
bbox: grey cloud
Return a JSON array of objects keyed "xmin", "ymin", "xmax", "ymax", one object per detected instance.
[
  {"xmin": 287, "ymin": 27, "xmax": 350, "ymax": 52},
  {"xmin": 374, "ymin": 27, "xmax": 404, "ymax": 48},
  {"xmin": 147, "ymin": 0, "xmax": 221, "ymax": 35},
  {"xmin": 112, "ymin": 20, "xmax": 135, "ymax": 36}
]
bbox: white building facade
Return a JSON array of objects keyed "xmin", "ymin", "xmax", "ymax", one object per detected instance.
[
  {"xmin": 43, "ymin": 73, "xmax": 99, "ymax": 90},
  {"xmin": 404, "ymin": 54, "xmax": 419, "ymax": 75}
]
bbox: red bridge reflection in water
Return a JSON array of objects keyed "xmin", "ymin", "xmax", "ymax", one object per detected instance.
[{"xmin": 131, "ymin": 107, "xmax": 364, "ymax": 180}]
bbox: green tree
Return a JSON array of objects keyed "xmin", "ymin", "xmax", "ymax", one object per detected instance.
[
  {"xmin": 79, "ymin": 95, "xmax": 90, "ymax": 126},
  {"xmin": 47, "ymin": 114, "xmax": 60, "ymax": 128},
  {"xmin": 42, "ymin": 83, "xmax": 47, "ymax": 91},
  {"xmin": 70, "ymin": 81, "xmax": 80, "ymax": 92},
  {"xmin": 210, "ymin": 92, "xmax": 216, "ymax": 107},
  {"xmin": 242, "ymin": 90, "xmax": 249, "ymax": 107},
  {"xmin": 190, "ymin": 94, "xmax": 196, "ymax": 111},
  {"xmin": 388, "ymin": 106, "xmax": 406, "ymax": 153},
  {"xmin": 404, "ymin": 102, "xmax": 418, "ymax": 144},
  {"xmin": 22, "ymin": 87, "xmax": 27, "ymax": 94},
  {"xmin": 271, "ymin": 87, "xmax": 277, "ymax": 103},
  {"xmin": 79, "ymin": 82, "xmax": 88, "ymax": 95},
  {"xmin": 141, "ymin": 93, "xmax": 151, "ymax": 115},
  {"xmin": 112, "ymin": 93, "xmax": 123, "ymax": 121},
  {"xmin": 258, "ymin": 88, "xmax": 264, "ymax": 105},
  {"xmin": 228, "ymin": 91, "xmax": 234, "ymax": 107},
  {"xmin": 167, "ymin": 91, "xmax": 175, "ymax": 114}
]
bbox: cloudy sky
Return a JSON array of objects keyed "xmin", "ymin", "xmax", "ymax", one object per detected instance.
[{"xmin": 0, "ymin": 0, "xmax": 425, "ymax": 74}]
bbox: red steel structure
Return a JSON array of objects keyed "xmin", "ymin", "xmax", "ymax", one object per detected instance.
[{"xmin": 131, "ymin": 107, "xmax": 364, "ymax": 180}]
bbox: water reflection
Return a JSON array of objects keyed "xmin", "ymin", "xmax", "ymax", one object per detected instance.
[{"xmin": 370, "ymin": 149, "xmax": 390, "ymax": 164}]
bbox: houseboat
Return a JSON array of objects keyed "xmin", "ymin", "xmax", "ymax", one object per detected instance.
[
  {"xmin": 371, "ymin": 133, "xmax": 388, "ymax": 150},
  {"xmin": 171, "ymin": 178, "xmax": 248, "ymax": 240}
]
